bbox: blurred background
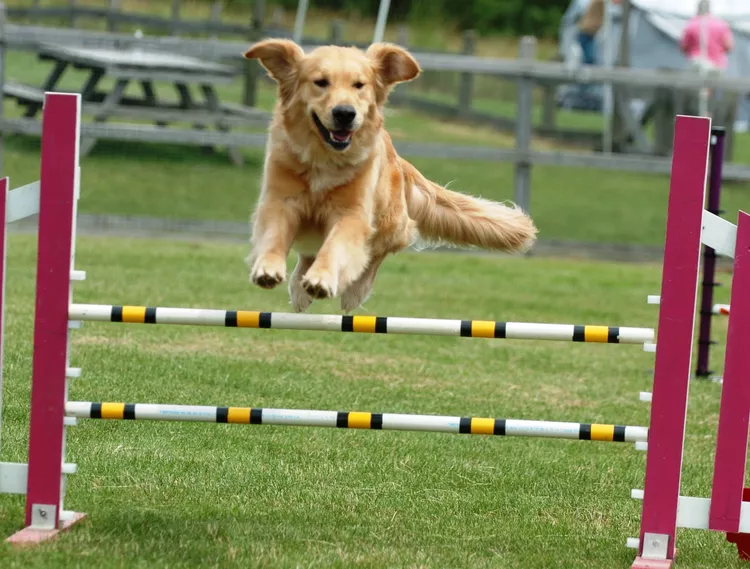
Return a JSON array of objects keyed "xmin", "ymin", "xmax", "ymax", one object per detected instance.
[{"xmin": 1, "ymin": 0, "xmax": 748, "ymax": 259}]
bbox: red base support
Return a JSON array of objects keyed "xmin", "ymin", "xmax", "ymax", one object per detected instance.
[
  {"xmin": 726, "ymin": 488, "xmax": 750, "ymax": 559},
  {"xmin": 5, "ymin": 512, "xmax": 87, "ymax": 546}
]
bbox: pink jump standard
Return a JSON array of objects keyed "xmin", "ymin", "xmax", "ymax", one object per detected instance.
[
  {"xmin": 631, "ymin": 116, "xmax": 711, "ymax": 568},
  {"xmin": 710, "ymin": 212, "xmax": 750, "ymax": 533},
  {"xmin": 5, "ymin": 93, "xmax": 87, "ymax": 544}
]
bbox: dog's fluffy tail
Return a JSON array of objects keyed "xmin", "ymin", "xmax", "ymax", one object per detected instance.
[{"xmin": 402, "ymin": 160, "xmax": 537, "ymax": 253}]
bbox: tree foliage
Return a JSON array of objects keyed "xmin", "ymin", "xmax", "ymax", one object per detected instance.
[{"xmin": 226, "ymin": 0, "xmax": 571, "ymax": 38}]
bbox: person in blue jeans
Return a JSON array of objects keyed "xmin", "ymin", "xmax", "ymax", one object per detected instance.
[
  {"xmin": 576, "ymin": 0, "xmax": 604, "ymax": 65},
  {"xmin": 577, "ymin": 30, "xmax": 598, "ymax": 65}
]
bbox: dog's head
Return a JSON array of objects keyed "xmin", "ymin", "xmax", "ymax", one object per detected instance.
[{"xmin": 244, "ymin": 39, "xmax": 420, "ymax": 154}]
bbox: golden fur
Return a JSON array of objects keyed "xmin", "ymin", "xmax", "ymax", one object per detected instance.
[{"xmin": 243, "ymin": 39, "xmax": 538, "ymax": 313}]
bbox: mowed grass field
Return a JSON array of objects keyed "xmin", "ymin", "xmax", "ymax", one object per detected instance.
[{"xmin": 0, "ymin": 232, "xmax": 740, "ymax": 569}]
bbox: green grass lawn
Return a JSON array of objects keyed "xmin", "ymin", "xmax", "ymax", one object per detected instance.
[{"xmin": 0, "ymin": 232, "xmax": 739, "ymax": 568}]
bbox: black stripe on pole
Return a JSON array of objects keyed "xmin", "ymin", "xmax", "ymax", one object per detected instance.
[
  {"xmin": 572, "ymin": 325, "xmax": 586, "ymax": 342},
  {"xmin": 494, "ymin": 419, "xmax": 506, "ymax": 435},
  {"xmin": 341, "ymin": 316, "xmax": 354, "ymax": 332},
  {"xmin": 111, "ymin": 306, "xmax": 123, "ymax": 322},
  {"xmin": 371, "ymin": 413, "xmax": 383, "ymax": 429},
  {"xmin": 216, "ymin": 407, "xmax": 229, "ymax": 423},
  {"xmin": 145, "ymin": 308, "xmax": 157, "ymax": 324},
  {"xmin": 336, "ymin": 411, "xmax": 349, "ymax": 427},
  {"xmin": 459, "ymin": 417, "xmax": 471, "ymax": 433},
  {"xmin": 259, "ymin": 313, "xmax": 272, "ymax": 328},
  {"xmin": 250, "ymin": 408, "xmax": 262, "ymax": 424},
  {"xmin": 460, "ymin": 321, "xmax": 472, "ymax": 337},
  {"xmin": 494, "ymin": 322, "xmax": 507, "ymax": 338},
  {"xmin": 375, "ymin": 317, "xmax": 387, "ymax": 333},
  {"xmin": 124, "ymin": 404, "xmax": 136, "ymax": 420},
  {"xmin": 225, "ymin": 311, "xmax": 238, "ymax": 327},
  {"xmin": 613, "ymin": 425, "xmax": 626, "ymax": 442},
  {"xmin": 579, "ymin": 424, "xmax": 592, "ymax": 440},
  {"xmin": 90, "ymin": 403, "xmax": 102, "ymax": 419},
  {"xmin": 608, "ymin": 327, "xmax": 620, "ymax": 343}
]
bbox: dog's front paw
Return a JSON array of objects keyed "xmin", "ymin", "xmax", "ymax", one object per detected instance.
[
  {"xmin": 250, "ymin": 258, "xmax": 286, "ymax": 289},
  {"xmin": 301, "ymin": 272, "xmax": 336, "ymax": 300}
]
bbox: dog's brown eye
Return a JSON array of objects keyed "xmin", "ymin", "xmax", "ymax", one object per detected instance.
[
  {"xmin": 353, "ymin": 81, "xmax": 365, "ymax": 89},
  {"xmin": 314, "ymin": 79, "xmax": 329, "ymax": 88}
]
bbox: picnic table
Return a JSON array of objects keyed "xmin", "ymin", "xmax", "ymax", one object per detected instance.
[{"xmin": 5, "ymin": 42, "xmax": 270, "ymax": 164}]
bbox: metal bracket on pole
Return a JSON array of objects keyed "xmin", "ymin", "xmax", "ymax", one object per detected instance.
[{"xmin": 29, "ymin": 504, "xmax": 57, "ymax": 530}]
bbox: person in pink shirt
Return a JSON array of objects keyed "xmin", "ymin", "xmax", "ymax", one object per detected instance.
[{"xmin": 680, "ymin": 0, "xmax": 734, "ymax": 74}]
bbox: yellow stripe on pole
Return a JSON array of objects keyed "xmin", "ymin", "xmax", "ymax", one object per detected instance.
[
  {"xmin": 348, "ymin": 412, "xmax": 372, "ymax": 429},
  {"xmin": 121, "ymin": 306, "xmax": 146, "ymax": 323},
  {"xmin": 227, "ymin": 407, "xmax": 251, "ymax": 423},
  {"xmin": 584, "ymin": 326, "xmax": 610, "ymax": 343},
  {"xmin": 590, "ymin": 424, "xmax": 615, "ymax": 441},
  {"xmin": 101, "ymin": 402, "xmax": 125, "ymax": 419},
  {"xmin": 352, "ymin": 316, "xmax": 377, "ymax": 333},
  {"xmin": 470, "ymin": 418, "xmax": 496, "ymax": 435},
  {"xmin": 471, "ymin": 321, "xmax": 496, "ymax": 339},
  {"xmin": 236, "ymin": 311, "xmax": 260, "ymax": 328}
]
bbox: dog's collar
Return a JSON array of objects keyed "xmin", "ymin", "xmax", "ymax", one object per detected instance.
[{"xmin": 312, "ymin": 112, "xmax": 351, "ymax": 151}]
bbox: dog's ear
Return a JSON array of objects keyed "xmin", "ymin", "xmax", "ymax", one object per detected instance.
[
  {"xmin": 366, "ymin": 43, "xmax": 421, "ymax": 89},
  {"xmin": 243, "ymin": 39, "xmax": 304, "ymax": 93}
]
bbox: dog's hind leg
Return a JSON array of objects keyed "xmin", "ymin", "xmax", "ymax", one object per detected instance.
[
  {"xmin": 289, "ymin": 254, "xmax": 315, "ymax": 312},
  {"xmin": 340, "ymin": 254, "xmax": 387, "ymax": 313}
]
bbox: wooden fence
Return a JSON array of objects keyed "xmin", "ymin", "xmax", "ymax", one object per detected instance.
[
  {"xmin": 3, "ymin": 19, "xmax": 750, "ymax": 215},
  {"xmin": 5, "ymin": 2, "xmax": 602, "ymax": 147}
]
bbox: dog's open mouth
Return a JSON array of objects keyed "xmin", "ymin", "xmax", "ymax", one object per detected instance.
[{"xmin": 312, "ymin": 112, "xmax": 352, "ymax": 151}]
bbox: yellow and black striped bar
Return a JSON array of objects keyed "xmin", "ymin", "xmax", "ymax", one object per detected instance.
[
  {"xmin": 458, "ymin": 321, "xmax": 620, "ymax": 342},
  {"xmin": 66, "ymin": 402, "xmax": 648, "ymax": 443},
  {"xmin": 69, "ymin": 304, "xmax": 654, "ymax": 345}
]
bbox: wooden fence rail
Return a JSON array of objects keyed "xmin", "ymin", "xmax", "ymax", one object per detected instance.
[{"xmin": 3, "ymin": 23, "xmax": 750, "ymax": 215}]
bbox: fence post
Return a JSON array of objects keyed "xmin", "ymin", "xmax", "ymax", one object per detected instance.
[
  {"xmin": 612, "ymin": 0, "xmax": 631, "ymax": 151},
  {"xmin": 243, "ymin": 0, "xmax": 266, "ymax": 108},
  {"xmin": 170, "ymin": 0, "xmax": 181, "ymax": 37},
  {"xmin": 293, "ymin": 0, "xmax": 309, "ymax": 44},
  {"xmin": 31, "ymin": 0, "xmax": 40, "ymax": 25},
  {"xmin": 209, "ymin": 1, "xmax": 223, "ymax": 40},
  {"xmin": 107, "ymin": 0, "xmax": 120, "ymax": 33},
  {"xmin": 270, "ymin": 6, "xmax": 285, "ymax": 30},
  {"xmin": 541, "ymin": 83, "xmax": 556, "ymax": 129},
  {"xmin": 328, "ymin": 19, "xmax": 344, "ymax": 46},
  {"xmin": 68, "ymin": 0, "xmax": 77, "ymax": 28},
  {"xmin": 457, "ymin": 30, "xmax": 476, "ymax": 119},
  {"xmin": 514, "ymin": 36, "xmax": 535, "ymax": 215}
]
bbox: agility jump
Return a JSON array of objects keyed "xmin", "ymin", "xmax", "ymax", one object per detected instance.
[
  {"xmin": 68, "ymin": 303, "xmax": 654, "ymax": 343},
  {"xmin": 2, "ymin": 93, "xmax": 750, "ymax": 569}
]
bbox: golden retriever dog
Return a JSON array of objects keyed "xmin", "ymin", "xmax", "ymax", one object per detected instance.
[{"xmin": 243, "ymin": 39, "xmax": 537, "ymax": 313}]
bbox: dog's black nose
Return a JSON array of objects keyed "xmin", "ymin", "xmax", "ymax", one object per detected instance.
[{"xmin": 331, "ymin": 105, "xmax": 356, "ymax": 128}]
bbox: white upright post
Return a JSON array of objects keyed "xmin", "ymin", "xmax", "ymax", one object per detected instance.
[
  {"xmin": 292, "ymin": 0, "xmax": 309, "ymax": 44},
  {"xmin": 602, "ymin": 0, "xmax": 614, "ymax": 154},
  {"xmin": 372, "ymin": 0, "xmax": 391, "ymax": 43}
]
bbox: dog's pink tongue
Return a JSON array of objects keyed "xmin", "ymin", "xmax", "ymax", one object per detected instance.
[{"xmin": 331, "ymin": 131, "xmax": 351, "ymax": 142}]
